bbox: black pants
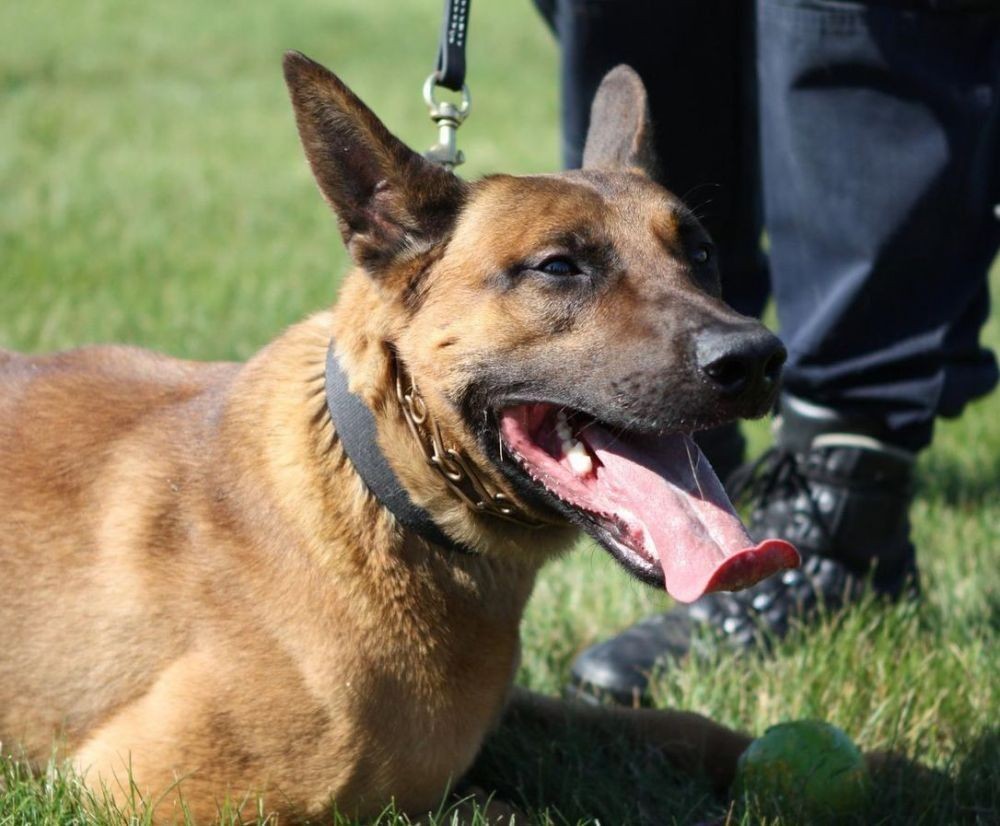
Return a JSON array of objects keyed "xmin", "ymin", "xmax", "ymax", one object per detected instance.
[{"xmin": 535, "ymin": 0, "xmax": 1000, "ymax": 450}]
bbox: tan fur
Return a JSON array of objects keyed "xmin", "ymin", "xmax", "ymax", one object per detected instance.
[
  {"xmin": 0, "ymin": 55, "xmax": 762, "ymax": 822},
  {"xmin": 0, "ymin": 316, "xmax": 553, "ymax": 820}
]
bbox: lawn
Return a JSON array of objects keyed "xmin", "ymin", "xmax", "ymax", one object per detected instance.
[{"xmin": 1, "ymin": 1, "xmax": 997, "ymax": 824}]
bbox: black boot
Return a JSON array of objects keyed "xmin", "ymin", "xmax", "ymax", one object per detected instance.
[{"xmin": 567, "ymin": 394, "xmax": 919, "ymax": 706}]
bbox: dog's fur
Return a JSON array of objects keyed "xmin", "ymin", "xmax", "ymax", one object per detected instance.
[{"xmin": 0, "ymin": 54, "xmax": 783, "ymax": 822}]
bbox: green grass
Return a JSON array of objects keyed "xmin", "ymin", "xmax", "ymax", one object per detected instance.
[{"xmin": 1, "ymin": 1, "xmax": 997, "ymax": 824}]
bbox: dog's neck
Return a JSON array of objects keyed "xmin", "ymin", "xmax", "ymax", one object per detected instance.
[
  {"xmin": 324, "ymin": 341, "xmax": 474, "ymax": 554},
  {"xmin": 324, "ymin": 273, "xmax": 577, "ymax": 566},
  {"xmin": 324, "ymin": 341, "xmax": 560, "ymax": 554}
]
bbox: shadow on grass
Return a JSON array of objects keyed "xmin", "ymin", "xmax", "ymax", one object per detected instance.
[
  {"xmin": 464, "ymin": 710, "xmax": 721, "ymax": 825},
  {"xmin": 464, "ymin": 712, "xmax": 999, "ymax": 826},
  {"xmin": 952, "ymin": 728, "xmax": 1000, "ymax": 824},
  {"xmin": 868, "ymin": 727, "xmax": 1000, "ymax": 825}
]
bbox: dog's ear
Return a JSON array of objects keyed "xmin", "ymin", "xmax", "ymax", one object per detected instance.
[
  {"xmin": 581, "ymin": 65, "xmax": 658, "ymax": 177},
  {"xmin": 283, "ymin": 51, "xmax": 466, "ymax": 272}
]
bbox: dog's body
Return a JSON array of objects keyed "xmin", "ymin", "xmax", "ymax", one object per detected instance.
[
  {"xmin": 0, "ymin": 313, "xmax": 537, "ymax": 819},
  {"xmin": 1, "ymin": 54, "xmax": 794, "ymax": 821}
]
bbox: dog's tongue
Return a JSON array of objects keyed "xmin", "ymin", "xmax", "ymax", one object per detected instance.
[
  {"xmin": 499, "ymin": 407, "xmax": 799, "ymax": 603},
  {"xmin": 584, "ymin": 428, "xmax": 799, "ymax": 602}
]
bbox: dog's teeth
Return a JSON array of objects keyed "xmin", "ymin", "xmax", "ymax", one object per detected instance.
[
  {"xmin": 555, "ymin": 410, "xmax": 572, "ymax": 441},
  {"xmin": 557, "ymin": 415, "xmax": 593, "ymax": 476},
  {"xmin": 565, "ymin": 441, "xmax": 593, "ymax": 476}
]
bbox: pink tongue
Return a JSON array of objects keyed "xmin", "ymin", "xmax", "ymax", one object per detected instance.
[
  {"xmin": 584, "ymin": 428, "xmax": 799, "ymax": 602},
  {"xmin": 499, "ymin": 405, "xmax": 799, "ymax": 603}
]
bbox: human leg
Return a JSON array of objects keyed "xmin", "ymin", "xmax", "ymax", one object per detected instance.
[
  {"xmin": 758, "ymin": 0, "xmax": 1000, "ymax": 450},
  {"xmin": 569, "ymin": 0, "xmax": 1000, "ymax": 704}
]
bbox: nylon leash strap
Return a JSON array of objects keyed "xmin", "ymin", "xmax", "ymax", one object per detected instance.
[{"xmin": 435, "ymin": 0, "xmax": 470, "ymax": 91}]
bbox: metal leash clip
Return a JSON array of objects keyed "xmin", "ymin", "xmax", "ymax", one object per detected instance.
[{"xmin": 423, "ymin": 73, "xmax": 471, "ymax": 170}]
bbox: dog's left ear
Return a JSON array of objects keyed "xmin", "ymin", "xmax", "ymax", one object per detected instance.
[
  {"xmin": 582, "ymin": 65, "xmax": 658, "ymax": 177},
  {"xmin": 283, "ymin": 51, "xmax": 467, "ymax": 273}
]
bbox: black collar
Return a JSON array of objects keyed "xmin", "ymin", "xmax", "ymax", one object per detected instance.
[{"xmin": 324, "ymin": 342, "xmax": 477, "ymax": 555}]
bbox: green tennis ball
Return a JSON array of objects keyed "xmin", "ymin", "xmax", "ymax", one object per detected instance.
[{"xmin": 734, "ymin": 720, "xmax": 871, "ymax": 819}]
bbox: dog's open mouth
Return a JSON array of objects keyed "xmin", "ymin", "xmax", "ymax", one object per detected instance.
[{"xmin": 498, "ymin": 403, "xmax": 799, "ymax": 602}]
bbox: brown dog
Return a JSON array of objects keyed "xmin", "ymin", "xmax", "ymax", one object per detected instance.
[{"xmin": 0, "ymin": 53, "xmax": 799, "ymax": 822}]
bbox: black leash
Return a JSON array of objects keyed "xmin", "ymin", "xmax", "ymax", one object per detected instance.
[
  {"xmin": 434, "ymin": 0, "xmax": 471, "ymax": 91},
  {"xmin": 325, "ymin": 343, "xmax": 476, "ymax": 555}
]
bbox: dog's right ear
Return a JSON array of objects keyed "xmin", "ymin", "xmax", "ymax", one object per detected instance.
[
  {"xmin": 283, "ymin": 51, "xmax": 466, "ymax": 273},
  {"xmin": 581, "ymin": 65, "xmax": 658, "ymax": 177}
]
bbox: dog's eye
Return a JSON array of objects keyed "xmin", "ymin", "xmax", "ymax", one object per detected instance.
[
  {"xmin": 692, "ymin": 243, "xmax": 714, "ymax": 266},
  {"xmin": 537, "ymin": 256, "xmax": 581, "ymax": 276}
]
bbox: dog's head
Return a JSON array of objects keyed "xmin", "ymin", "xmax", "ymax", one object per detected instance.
[{"xmin": 284, "ymin": 53, "xmax": 798, "ymax": 601}]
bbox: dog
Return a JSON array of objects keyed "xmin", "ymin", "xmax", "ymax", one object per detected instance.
[{"xmin": 0, "ymin": 52, "xmax": 801, "ymax": 822}]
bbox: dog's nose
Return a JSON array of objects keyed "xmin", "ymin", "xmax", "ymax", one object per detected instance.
[{"xmin": 695, "ymin": 324, "xmax": 786, "ymax": 399}]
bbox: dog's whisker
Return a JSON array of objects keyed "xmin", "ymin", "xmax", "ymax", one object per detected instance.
[
  {"xmin": 684, "ymin": 437, "xmax": 707, "ymax": 500},
  {"xmin": 690, "ymin": 200, "xmax": 716, "ymax": 220}
]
